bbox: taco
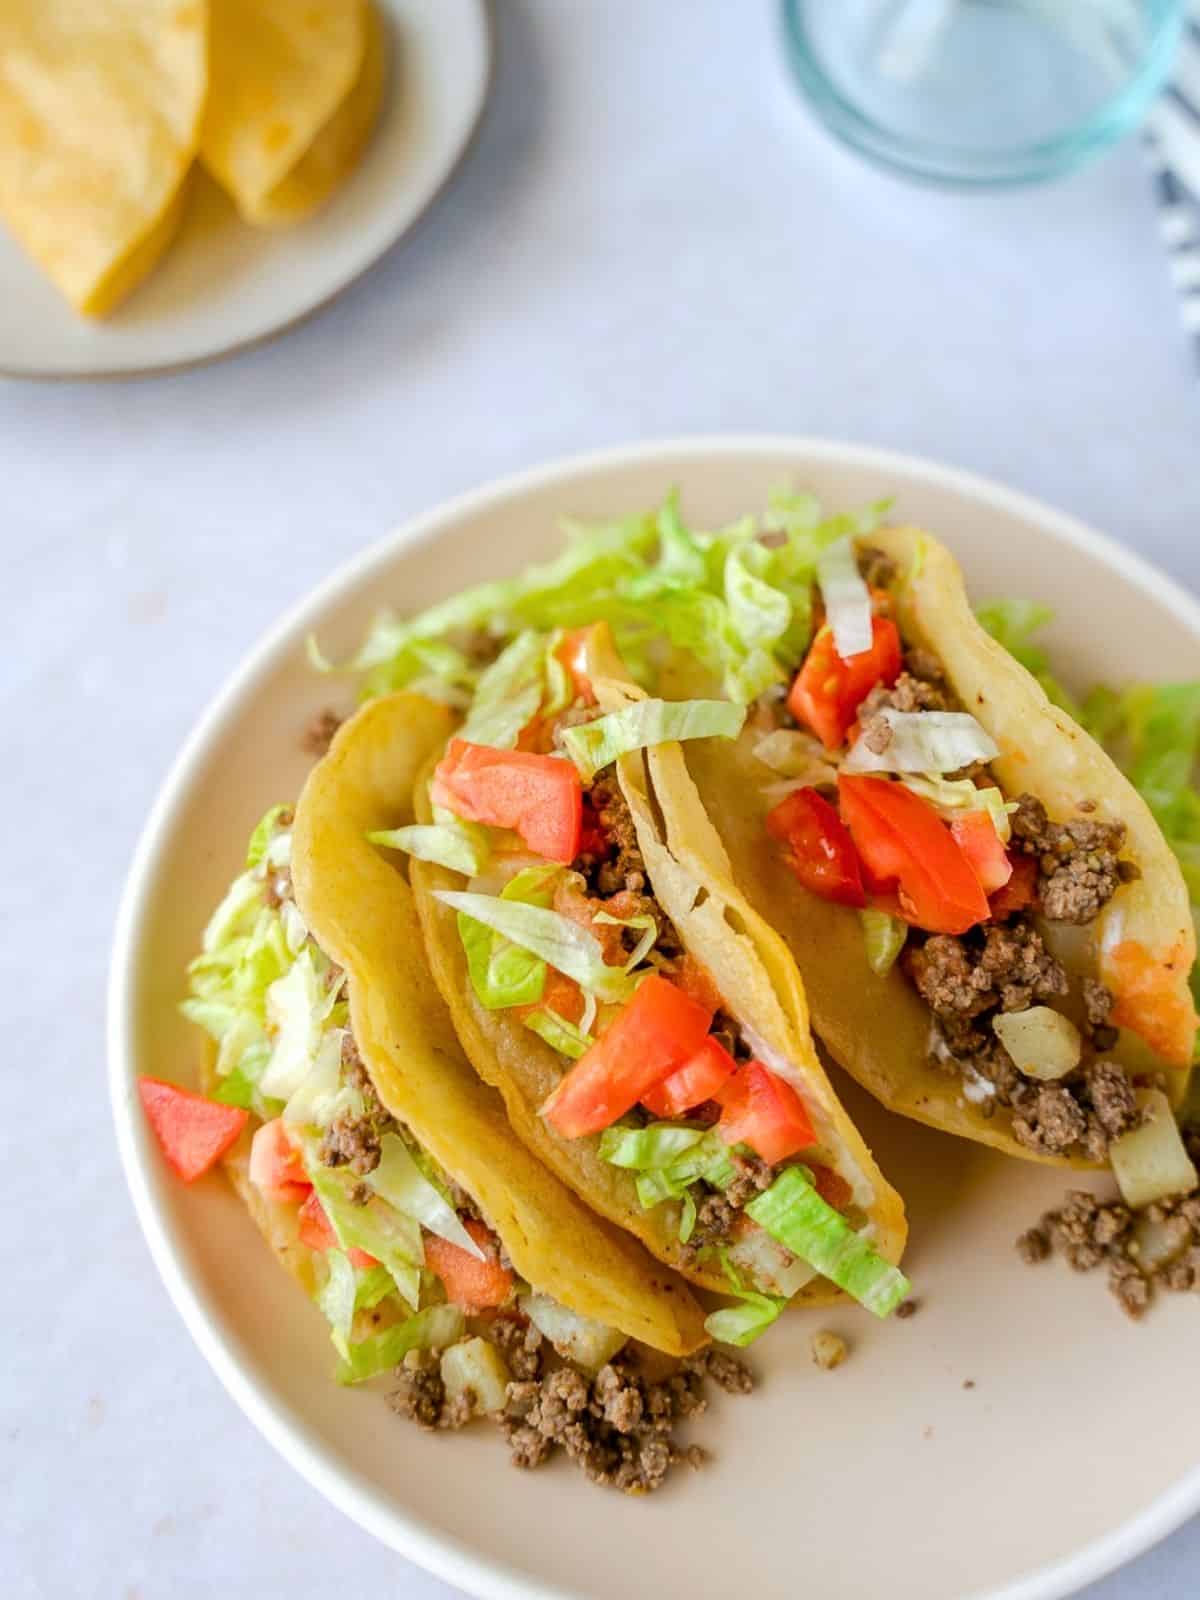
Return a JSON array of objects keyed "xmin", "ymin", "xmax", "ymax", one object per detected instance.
[
  {"xmin": 681, "ymin": 524, "xmax": 1197, "ymax": 1172},
  {"xmin": 140, "ymin": 692, "xmax": 747, "ymax": 1490},
  {"xmin": 397, "ymin": 624, "xmax": 909, "ymax": 1335}
]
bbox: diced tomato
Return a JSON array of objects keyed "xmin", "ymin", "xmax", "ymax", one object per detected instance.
[
  {"xmin": 989, "ymin": 853, "xmax": 1038, "ymax": 918},
  {"xmin": 671, "ymin": 954, "xmax": 726, "ymax": 1015},
  {"xmin": 837, "ymin": 775, "xmax": 991, "ymax": 936},
  {"xmin": 809, "ymin": 1162, "xmax": 853, "ymax": 1211},
  {"xmin": 138, "ymin": 1078, "xmax": 248, "ymax": 1183},
  {"xmin": 296, "ymin": 1191, "xmax": 377, "ymax": 1268},
  {"xmin": 424, "ymin": 1218, "xmax": 514, "ymax": 1311},
  {"xmin": 542, "ymin": 974, "xmax": 714, "ymax": 1138},
  {"xmin": 556, "ymin": 628, "xmax": 596, "ymax": 704},
  {"xmin": 767, "ymin": 786, "xmax": 867, "ymax": 908},
  {"xmin": 950, "ymin": 809, "xmax": 1013, "ymax": 896},
  {"xmin": 717, "ymin": 1061, "xmax": 816, "ymax": 1164},
  {"xmin": 431, "ymin": 740, "xmax": 582, "ymax": 863},
  {"xmin": 248, "ymin": 1116, "xmax": 311, "ymax": 1204},
  {"xmin": 787, "ymin": 617, "xmax": 902, "ymax": 750},
  {"xmin": 642, "ymin": 1035, "xmax": 737, "ymax": 1118}
]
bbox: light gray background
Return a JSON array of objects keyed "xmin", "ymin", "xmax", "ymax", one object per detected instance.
[{"xmin": 3, "ymin": 3, "xmax": 1197, "ymax": 1597}]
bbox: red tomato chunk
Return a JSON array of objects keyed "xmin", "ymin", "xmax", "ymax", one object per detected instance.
[
  {"xmin": 138, "ymin": 1076, "xmax": 248, "ymax": 1183},
  {"xmin": 431, "ymin": 739, "xmax": 582, "ymax": 863},
  {"xmin": 542, "ymin": 974, "xmax": 714, "ymax": 1138}
]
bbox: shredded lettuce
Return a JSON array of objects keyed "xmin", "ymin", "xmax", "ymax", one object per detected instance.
[
  {"xmin": 317, "ymin": 1248, "xmax": 358, "ymax": 1345},
  {"xmin": 458, "ymin": 630, "xmax": 547, "ymax": 749},
  {"xmin": 437, "ymin": 890, "xmax": 637, "ymax": 1004},
  {"xmin": 333, "ymin": 1305, "xmax": 466, "ymax": 1386},
  {"xmin": 897, "ymin": 773, "xmax": 1015, "ymax": 841},
  {"xmin": 599, "ymin": 1124, "xmax": 709, "ymax": 1170},
  {"xmin": 369, "ymin": 821, "xmax": 489, "ymax": 877},
  {"xmin": 523, "ymin": 1006, "xmax": 594, "ymax": 1058},
  {"xmin": 308, "ymin": 1165, "xmax": 423, "ymax": 1309},
  {"xmin": 859, "ymin": 908, "xmax": 907, "ymax": 975},
  {"xmin": 704, "ymin": 1295, "xmax": 784, "ymax": 1347},
  {"xmin": 258, "ymin": 948, "xmax": 345, "ymax": 1101},
  {"xmin": 455, "ymin": 864, "xmax": 562, "ymax": 1010},
  {"xmin": 282, "ymin": 1027, "xmax": 357, "ymax": 1130},
  {"xmin": 816, "ymin": 536, "xmax": 873, "ymax": 660},
  {"xmin": 561, "ymin": 698, "xmax": 746, "ymax": 780},
  {"xmin": 366, "ymin": 1134, "xmax": 484, "ymax": 1257},
  {"xmin": 746, "ymin": 1167, "xmax": 910, "ymax": 1317},
  {"xmin": 328, "ymin": 489, "xmax": 888, "ymax": 711},
  {"xmin": 843, "ymin": 710, "xmax": 999, "ymax": 774},
  {"xmin": 703, "ymin": 1251, "xmax": 786, "ymax": 1347},
  {"xmin": 247, "ymin": 804, "xmax": 293, "ymax": 868}
]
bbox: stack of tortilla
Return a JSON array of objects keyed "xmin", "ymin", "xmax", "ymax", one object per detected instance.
[{"xmin": 0, "ymin": 0, "xmax": 387, "ymax": 318}]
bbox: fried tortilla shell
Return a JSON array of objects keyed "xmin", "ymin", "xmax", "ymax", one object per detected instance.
[
  {"xmin": 201, "ymin": 0, "xmax": 382, "ymax": 225},
  {"xmin": 290, "ymin": 692, "xmax": 707, "ymax": 1357},
  {"xmin": 0, "ymin": 0, "xmax": 207, "ymax": 315},
  {"xmin": 684, "ymin": 525, "xmax": 1196, "ymax": 1166},
  {"xmin": 412, "ymin": 634, "xmax": 907, "ymax": 1300}
]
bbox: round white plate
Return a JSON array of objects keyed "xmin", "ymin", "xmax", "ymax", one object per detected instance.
[
  {"xmin": 0, "ymin": 0, "xmax": 491, "ymax": 380},
  {"xmin": 110, "ymin": 439, "xmax": 1200, "ymax": 1600}
]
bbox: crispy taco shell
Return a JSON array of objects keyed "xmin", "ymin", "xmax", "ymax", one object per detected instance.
[
  {"xmin": 411, "ymin": 633, "xmax": 907, "ymax": 1300},
  {"xmin": 684, "ymin": 525, "xmax": 1196, "ymax": 1166},
  {"xmin": 282, "ymin": 691, "xmax": 707, "ymax": 1356}
]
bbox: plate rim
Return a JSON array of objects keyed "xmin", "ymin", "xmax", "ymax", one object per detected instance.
[
  {"xmin": 108, "ymin": 435, "xmax": 1200, "ymax": 1600},
  {"xmin": 0, "ymin": 0, "xmax": 495, "ymax": 384}
]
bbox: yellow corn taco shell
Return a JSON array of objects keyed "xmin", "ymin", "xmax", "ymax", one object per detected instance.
[
  {"xmin": 284, "ymin": 691, "xmax": 707, "ymax": 1357},
  {"xmin": 201, "ymin": 0, "xmax": 384, "ymax": 226},
  {"xmin": 684, "ymin": 526, "xmax": 1197, "ymax": 1166},
  {"xmin": 411, "ymin": 633, "xmax": 907, "ymax": 1302},
  {"xmin": 0, "ymin": 0, "xmax": 207, "ymax": 316}
]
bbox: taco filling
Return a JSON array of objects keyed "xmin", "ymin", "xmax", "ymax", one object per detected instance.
[
  {"xmin": 746, "ymin": 537, "xmax": 1185, "ymax": 1167},
  {"xmin": 159, "ymin": 801, "xmax": 742, "ymax": 1493},
  {"xmin": 394, "ymin": 627, "xmax": 909, "ymax": 1338}
]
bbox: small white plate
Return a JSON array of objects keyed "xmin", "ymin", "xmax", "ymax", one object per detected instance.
[
  {"xmin": 110, "ymin": 439, "xmax": 1200, "ymax": 1600},
  {"xmin": 0, "ymin": 0, "xmax": 491, "ymax": 380}
]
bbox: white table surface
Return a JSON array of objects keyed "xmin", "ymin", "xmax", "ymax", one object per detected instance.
[{"xmin": 4, "ymin": 3, "xmax": 1198, "ymax": 1596}]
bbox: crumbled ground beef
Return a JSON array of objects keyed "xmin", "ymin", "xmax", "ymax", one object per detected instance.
[
  {"xmin": 910, "ymin": 923, "xmax": 1141, "ymax": 1158},
  {"xmin": 1009, "ymin": 793, "xmax": 1131, "ymax": 925},
  {"xmin": 389, "ymin": 1351, "xmax": 443, "ymax": 1427},
  {"xmin": 680, "ymin": 1152, "xmax": 776, "ymax": 1262},
  {"xmin": 575, "ymin": 767, "xmax": 650, "ymax": 898},
  {"xmin": 1019, "ymin": 1185, "xmax": 1200, "ymax": 1318},
  {"xmin": 859, "ymin": 671, "xmax": 952, "ymax": 730},
  {"xmin": 906, "ymin": 921, "xmax": 1068, "ymax": 1031},
  {"xmin": 302, "ymin": 708, "xmax": 342, "ymax": 757},
  {"xmin": 499, "ymin": 1347, "xmax": 752, "ymax": 1494},
  {"xmin": 810, "ymin": 1331, "xmax": 847, "ymax": 1370},
  {"xmin": 488, "ymin": 1314, "xmax": 546, "ymax": 1382},
  {"xmin": 319, "ymin": 1033, "xmax": 398, "ymax": 1175}
]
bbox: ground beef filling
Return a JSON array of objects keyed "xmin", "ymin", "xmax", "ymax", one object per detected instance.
[
  {"xmin": 1009, "ymin": 793, "xmax": 1134, "ymax": 925},
  {"xmin": 907, "ymin": 921, "xmax": 1140, "ymax": 1160},
  {"xmin": 318, "ymin": 1033, "xmax": 399, "ymax": 1179},
  {"xmin": 679, "ymin": 1151, "xmax": 776, "ymax": 1264},
  {"xmin": 1018, "ymin": 1163, "xmax": 1200, "ymax": 1318},
  {"xmin": 388, "ymin": 1320, "xmax": 753, "ymax": 1494}
]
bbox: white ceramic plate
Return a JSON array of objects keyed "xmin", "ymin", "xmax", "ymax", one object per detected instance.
[
  {"xmin": 0, "ymin": 0, "xmax": 491, "ymax": 380},
  {"xmin": 109, "ymin": 439, "xmax": 1200, "ymax": 1600}
]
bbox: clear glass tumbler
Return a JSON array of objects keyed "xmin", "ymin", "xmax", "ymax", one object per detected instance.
[{"xmin": 780, "ymin": 0, "xmax": 1186, "ymax": 185}]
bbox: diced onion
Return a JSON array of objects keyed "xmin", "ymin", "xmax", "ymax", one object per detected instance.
[
  {"xmin": 991, "ymin": 1007, "xmax": 1082, "ymax": 1081},
  {"xmin": 1130, "ymin": 1212, "xmax": 1192, "ymax": 1272},
  {"xmin": 816, "ymin": 537, "xmax": 873, "ymax": 660},
  {"xmin": 520, "ymin": 1293, "xmax": 627, "ymax": 1373},
  {"xmin": 440, "ymin": 1337, "xmax": 511, "ymax": 1415},
  {"xmin": 843, "ymin": 710, "xmax": 999, "ymax": 775},
  {"xmin": 1110, "ymin": 1089, "xmax": 1198, "ymax": 1210}
]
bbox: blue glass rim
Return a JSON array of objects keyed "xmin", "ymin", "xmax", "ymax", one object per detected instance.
[{"xmin": 779, "ymin": 0, "xmax": 1187, "ymax": 188}]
